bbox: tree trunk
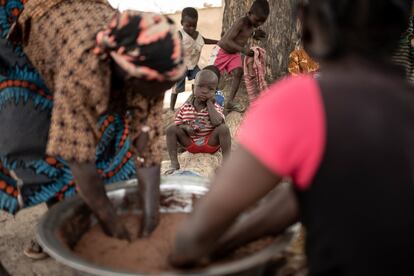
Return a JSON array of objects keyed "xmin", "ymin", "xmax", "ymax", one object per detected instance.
[{"xmin": 222, "ymin": 0, "xmax": 299, "ymax": 81}]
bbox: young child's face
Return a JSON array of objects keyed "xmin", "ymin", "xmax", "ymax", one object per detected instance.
[
  {"xmin": 248, "ymin": 12, "xmax": 267, "ymax": 28},
  {"xmin": 193, "ymin": 72, "xmax": 217, "ymax": 102},
  {"xmin": 181, "ymin": 16, "xmax": 198, "ymax": 37}
]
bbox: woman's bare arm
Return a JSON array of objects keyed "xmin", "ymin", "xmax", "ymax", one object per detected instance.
[{"xmin": 170, "ymin": 146, "xmax": 283, "ymax": 267}]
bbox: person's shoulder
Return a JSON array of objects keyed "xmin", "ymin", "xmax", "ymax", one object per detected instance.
[
  {"xmin": 254, "ymin": 75, "xmax": 320, "ymax": 108},
  {"xmin": 268, "ymin": 75, "xmax": 318, "ymax": 95},
  {"xmin": 230, "ymin": 17, "xmax": 248, "ymax": 29}
]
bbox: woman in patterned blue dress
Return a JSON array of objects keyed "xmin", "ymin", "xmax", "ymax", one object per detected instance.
[{"xmin": 0, "ymin": 0, "xmax": 183, "ymax": 263}]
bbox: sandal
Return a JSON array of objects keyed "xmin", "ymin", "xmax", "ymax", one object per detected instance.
[{"xmin": 23, "ymin": 240, "xmax": 48, "ymax": 260}]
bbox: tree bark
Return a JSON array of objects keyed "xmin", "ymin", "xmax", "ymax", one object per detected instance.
[{"xmin": 222, "ymin": 0, "xmax": 299, "ymax": 81}]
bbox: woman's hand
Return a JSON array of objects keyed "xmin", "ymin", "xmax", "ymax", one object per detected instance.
[
  {"xmin": 69, "ymin": 162, "xmax": 130, "ymax": 241},
  {"xmin": 104, "ymin": 214, "xmax": 131, "ymax": 241}
]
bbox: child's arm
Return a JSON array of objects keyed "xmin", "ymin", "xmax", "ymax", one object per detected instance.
[
  {"xmin": 207, "ymin": 98, "xmax": 224, "ymax": 127},
  {"xmin": 175, "ymin": 106, "xmax": 197, "ymax": 136},
  {"xmin": 220, "ymin": 18, "xmax": 252, "ymax": 56},
  {"xmin": 203, "ymin": 37, "xmax": 219, "ymax": 45},
  {"xmin": 180, "ymin": 124, "xmax": 196, "ymax": 136}
]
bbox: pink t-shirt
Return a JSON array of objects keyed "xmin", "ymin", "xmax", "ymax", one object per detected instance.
[{"xmin": 237, "ymin": 75, "xmax": 326, "ymax": 190}]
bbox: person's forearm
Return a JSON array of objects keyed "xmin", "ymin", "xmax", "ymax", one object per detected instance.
[
  {"xmin": 204, "ymin": 37, "xmax": 219, "ymax": 45},
  {"xmin": 69, "ymin": 162, "xmax": 119, "ymax": 234},
  {"xmin": 178, "ymin": 124, "xmax": 193, "ymax": 136},
  {"xmin": 137, "ymin": 165, "xmax": 161, "ymax": 237},
  {"xmin": 207, "ymin": 101, "xmax": 224, "ymax": 126},
  {"xmin": 171, "ymin": 147, "xmax": 281, "ymax": 267},
  {"xmin": 212, "ymin": 183, "xmax": 299, "ymax": 257}
]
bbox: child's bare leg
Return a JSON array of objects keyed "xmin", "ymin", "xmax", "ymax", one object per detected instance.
[
  {"xmin": 226, "ymin": 68, "xmax": 243, "ymax": 109},
  {"xmin": 208, "ymin": 124, "xmax": 231, "ymax": 160},
  {"xmin": 166, "ymin": 125, "xmax": 192, "ymax": 172},
  {"xmin": 170, "ymin": 92, "xmax": 179, "ymax": 111}
]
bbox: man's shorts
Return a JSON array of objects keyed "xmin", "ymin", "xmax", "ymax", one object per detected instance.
[{"xmin": 212, "ymin": 47, "xmax": 242, "ymax": 74}]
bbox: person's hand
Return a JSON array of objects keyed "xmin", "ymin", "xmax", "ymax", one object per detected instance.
[
  {"xmin": 182, "ymin": 125, "xmax": 196, "ymax": 136},
  {"xmin": 243, "ymin": 48, "xmax": 254, "ymax": 57},
  {"xmin": 253, "ymin": 29, "xmax": 266, "ymax": 40},
  {"xmin": 169, "ymin": 224, "xmax": 211, "ymax": 268},
  {"xmin": 207, "ymin": 97, "xmax": 216, "ymax": 105},
  {"xmin": 103, "ymin": 217, "xmax": 131, "ymax": 241},
  {"xmin": 411, "ymin": 38, "xmax": 414, "ymax": 47},
  {"xmin": 112, "ymin": 224, "xmax": 131, "ymax": 241},
  {"xmin": 69, "ymin": 162, "xmax": 131, "ymax": 241}
]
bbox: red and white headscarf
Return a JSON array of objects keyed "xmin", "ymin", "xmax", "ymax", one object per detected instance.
[{"xmin": 94, "ymin": 11, "xmax": 186, "ymax": 82}]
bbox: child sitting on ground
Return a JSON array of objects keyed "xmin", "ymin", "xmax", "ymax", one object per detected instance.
[
  {"xmin": 185, "ymin": 65, "xmax": 225, "ymax": 107},
  {"xmin": 166, "ymin": 70, "xmax": 231, "ymax": 174},
  {"xmin": 170, "ymin": 7, "xmax": 219, "ymax": 111},
  {"xmin": 212, "ymin": 0, "xmax": 269, "ymax": 112}
]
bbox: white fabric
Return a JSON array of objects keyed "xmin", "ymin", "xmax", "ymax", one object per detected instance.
[
  {"xmin": 208, "ymin": 45, "xmax": 220, "ymax": 65},
  {"xmin": 179, "ymin": 29, "xmax": 204, "ymax": 70}
]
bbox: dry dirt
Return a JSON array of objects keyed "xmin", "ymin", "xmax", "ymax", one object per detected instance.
[{"xmin": 0, "ymin": 205, "xmax": 73, "ymax": 276}]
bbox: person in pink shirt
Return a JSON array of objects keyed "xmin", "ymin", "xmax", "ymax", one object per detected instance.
[{"xmin": 171, "ymin": 1, "xmax": 414, "ymax": 275}]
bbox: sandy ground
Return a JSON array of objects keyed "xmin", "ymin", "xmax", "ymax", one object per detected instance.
[{"xmin": 0, "ymin": 205, "xmax": 73, "ymax": 276}]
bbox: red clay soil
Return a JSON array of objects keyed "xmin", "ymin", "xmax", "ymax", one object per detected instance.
[{"xmin": 74, "ymin": 213, "xmax": 274, "ymax": 273}]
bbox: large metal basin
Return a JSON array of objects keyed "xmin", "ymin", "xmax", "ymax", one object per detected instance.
[{"xmin": 37, "ymin": 176, "xmax": 292, "ymax": 276}]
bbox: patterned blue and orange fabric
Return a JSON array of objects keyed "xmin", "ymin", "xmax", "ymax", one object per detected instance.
[{"xmin": 0, "ymin": 0, "xmax": 136, "ymax": 214}]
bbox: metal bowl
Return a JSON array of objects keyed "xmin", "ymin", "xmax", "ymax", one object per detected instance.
[{"xmin": 37, "ymin": 176, "xmax": 292, "ymax": 276}]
